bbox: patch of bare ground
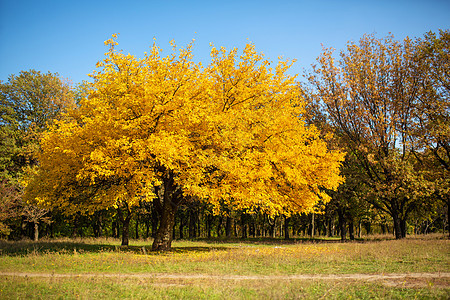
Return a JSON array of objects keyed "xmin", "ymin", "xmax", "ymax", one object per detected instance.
[{"xmin": 1, "ymin": 272, "xmax": 449, "ymax": 288}]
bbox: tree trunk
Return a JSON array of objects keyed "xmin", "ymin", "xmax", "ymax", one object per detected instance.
[
  {"xmin": 151, "ymin": 208, "xmax": 159, "ymax": 239},
  {"xmin": 189, "ymin": 209, "xmax": 197, "ymax": 239},
  {"xmin": 225, "ymin": 216, "xmax": 232, "ymax": 238},
  {"xmin": 338, "ymin": 208, "xmax": 346, "ymax": 241},
  {"xmin": 152, "ymin": 199, "xmax": 177, "ymax": 251},
  {"xmin": 217, "ymin": 216, "xmax": 223, "ymax": 237},
  {"xmin": 71, "ymin": 216, "xmax": 78, "ymax": 238},
  {"xmin": 241, "ymin": 214, "xmax": 248, "ymax": 239},
  {"xmin": 241, "ymin": 224, "xmax": 247, "ymax": 239},
  {"xmin": 400, "ymin": 218, "xmax": 407, "ymax": 238},
  {"xmin": 448, "ymin": 197, "xmax": 450, "ymax": 240},
  {"xmin": 393, "ymin": 215, "xmax": 402, "ymax": 239},
  {"xmin": 311, "ymin": 213, "xmax": 315, "ymax": 238},
  {"xmin": 269, "ymin": 222, "xmax": 275, "ymax": 237},
  {"xmin": 250, "ymin": 221, "xmax": 256, "ymax": 238},
  {"xmin": 97, "ymin": 213, "xmax": 103, "ymax": 237},
  {"xmin": 122, "ymin": 217, "xmax": 130, "ymax": 246},
  {"xmin": 358, "ymin": 221, "xmax": 362, "ymax": 238},
  {"xmin": 33, "ymin": 222, "xmax": 39, "ymax": 242},
  {"xmin": 135, "ymin": 216, "xmax": 139, "ymax": 239},
  {"xmin": 391, "ymin": 207, "xmax": 403, "ymax": 239},
  {"xmin": 49, "ymin": 222, "xmax": 54, "ymax": 238},
  {"xmin": 146, "ymin": 219, "xmax": 150, "ymax": 239},
  {"xmin": 179, "ymin": 218, "xmax": 185, "ymax": 240},
  {"xmin": 327, "ymin": 217, "xmax": 332, "ymax": 237},
  {"xmin": 117, "ymin": 206, "xmax": 132, "ymax": 246},
  {"xmin": 284, "ymin": 216, "xmax": 290, "ymax": 240},
  {"xmin": 206, "ymin": 215, "xmax": 212, "ymax": 239},
  {"xmin": 152, "ymin": 171, "xmax": 183, "ymax": 251},
  {"xmin": 348, "ymin": 218, "xmax": 355, "ymax": 240},
  {"xmin": 112, "ymin": 221, "xmax": 120, "ymax": 238},
  {"xmin": 93, "ymin": 212, "xmax": 103, "ymax": 238},
  {"xmin": 173, "ymin": 221, "xmax": 176, "ymax": 240}
]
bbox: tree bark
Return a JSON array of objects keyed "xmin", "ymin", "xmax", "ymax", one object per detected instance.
[
  {"xmin": 151, "ymin": 204, "xmax": 159, "ymax": 239},
  {"xmin": 206, "ymin": 215, "xmax": 212, "ymax": 239},
  {"xmin": 33, "ymin": 222, "xmax": 39, "ymax": 242},
  {"xmin": 135, "ymin": 216, "xmax": 139, "ymax": 239},
  {"xmin": 225, "ymin": 216, "xmax": 232, "ymax": 238},
  {"xmin": 122, "ymin": 217, "xmax": 130, "ymax": 246},
  {"xmin": 400, "ymin": 218, "xmax": 407, "ymax": 238},
  {"xmin": 145, "ymin": 219, "xmax": 150, "ymax": 238},
  {"xmin": 338, "ymin": 208, "xmax": 346, "ymax": 241},
  {"xmin": 117, "ymin": 205, "xmax": 132, "ymax": 246},
  {"xmin": 152, "ymin": 171, "xmax": 183, "ymax": 251},
  {"xmin": 392, "ymin": 212, "xmax": 402, "ymax": 239},
  {"xmin": 71, "ymin": 215, "xmax": 78, "ymax": 238},
  {"xmin": 112, "ymin": 221, "xmax": 119, "ymax": 238},
  {"xmin": 93, "ymin": 212, "xmax": 103, "ymax": 238},
  {"xmin": 152, "ymin": 198, "xmax": 177, "ymax": 250},
  {"xmin": 390, "ymin": 201, "xmax": 404, "ymax": 240},
  {"xmin": 284, "ymin": 216, "xmax": 290, "ymax": 240},
  {"xmin": 189, "ymin": 208, "xmax": 197, "ymax": 239},
  {"xmin": 348, "ymin": 218, "xmax": 355, "ymax": 240},
  {"xmin": 217, "ymin": 216, "xmax": 223, "ymax": 237},
  {"xmin": 250, "ymin": 220, "xmax": 256, "ymax": 238},
  {"xmin": 179, "ymin": 219, "xmax": 185, "ymax": 240},
  {"xmin": 241, "ymin": 213, "xmax": 248, "ymax": 239},
  {"xmin": 327, "ymin": 217, "xmax": 333, "ymax": 237}
]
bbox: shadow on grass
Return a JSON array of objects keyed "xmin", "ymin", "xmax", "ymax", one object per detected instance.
[
  {"xmin": 195, "ymin": 236, "xmax": 365, "ymax": 245},
  {"xmin": 0, "ymin": 240, "xmax": 118, "ymax": 256},
  {"xmin": 3, "ymin": 233, "xmax": 423, "ymax": 256},
  {"xmin": 0, "ymin": 239, "xmax": 232, "ymax": 256}
]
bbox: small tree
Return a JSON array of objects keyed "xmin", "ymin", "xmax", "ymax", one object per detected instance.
[{"xmin": 0, "ymin": 180, "xmax": 21, "ymax": 237}]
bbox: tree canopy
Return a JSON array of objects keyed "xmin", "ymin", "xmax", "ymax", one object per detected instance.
[
  {"xmin": 24, "ymin": 35, "xmax": 344, "ymax": 250},
  {"xmin": 0, "ymin": 70, "xmax": 74, "ymax": 180},
  {"xmin": 307, "ymin": 33, "xmax": 447, "ymax": 239}
]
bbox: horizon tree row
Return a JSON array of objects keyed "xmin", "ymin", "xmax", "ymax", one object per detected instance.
[{"xmin": 3, "ymin": 196, "xmax": 446, "ymax": 242}]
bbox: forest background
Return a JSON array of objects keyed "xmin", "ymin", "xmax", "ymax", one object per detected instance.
[{"xmin": 0, "ymin": 1, "xmax": 449, "ymax": 250}]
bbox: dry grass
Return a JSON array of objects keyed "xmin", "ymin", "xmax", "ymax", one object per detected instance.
[{"xmin": 0, "ymin": 234, "xmax": 449, "ymax": 299}]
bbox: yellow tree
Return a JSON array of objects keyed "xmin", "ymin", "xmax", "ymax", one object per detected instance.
[{"xmin": 25, "ymin": 35, "xmax": 344, "ymax": 250}]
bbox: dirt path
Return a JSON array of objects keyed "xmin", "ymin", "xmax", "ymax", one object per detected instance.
[{"xmin": 1, "ymin": 271, "xmax": 449, "ymax": 282}]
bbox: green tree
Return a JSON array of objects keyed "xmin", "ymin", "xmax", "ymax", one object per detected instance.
[
  {"xmin": 0, "ymin": 70, "xmax": 75, "ymax": 239},
  {"xmin": 308, "ymin": 34, "xmax": 436, "ymax": 239},
  {"xmin": 0, "ymin": 69, "xmax": 75, "ymax": 178},
  {"xmin": 412, "ymin": 30, "xmax": 450, "ymax": 236},
  {"xmin": 411, "ymin": 29, "xmax": 449, "ymax": 172}
]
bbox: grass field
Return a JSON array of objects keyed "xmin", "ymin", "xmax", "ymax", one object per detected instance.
[{"xmin": 0, "ymin": 234, "xmax": 449, "ymax": 299}]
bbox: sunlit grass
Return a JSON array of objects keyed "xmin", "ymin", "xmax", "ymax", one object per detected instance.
[
  {"xmin": 0, "ymin": 235, "xmax": 448, "ymax": 299},
  {"xmin": 1, "ymin": 275, "xmax": 449, "ymax": 299},
  {"xmin": 0, "ymin": 234, "xmax": 448, "ymax": 275}
]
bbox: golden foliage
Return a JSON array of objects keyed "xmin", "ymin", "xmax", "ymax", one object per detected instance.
[{"xmin": 24, "ymin": 36, "xmax": 344, "ymax": 216}]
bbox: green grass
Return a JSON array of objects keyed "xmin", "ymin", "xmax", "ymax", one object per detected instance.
[
  {"xmin": 0, "ymin": 236, "xmax": 448, "ymax": 275},
  {"xmin": 0, "ymin": 235, "xmax": 449, "ymax": 299},
  {"xmin": 1, "ymin": 276, "xmax": 449, "ymax": 299}
]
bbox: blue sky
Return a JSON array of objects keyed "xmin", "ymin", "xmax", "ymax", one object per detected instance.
[{"xmin": 1, "ymin": 0, "xmax": 449, "ymax": 85}]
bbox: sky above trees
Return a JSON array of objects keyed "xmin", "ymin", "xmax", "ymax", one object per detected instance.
[{"xmin": 1, "ymin": 0, "xmax": 449, "ymax": 85}]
